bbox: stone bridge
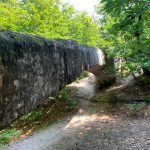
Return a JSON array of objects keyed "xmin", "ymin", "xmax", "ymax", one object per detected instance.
[{"xmin": 0, "ymin": 30, "xmax": 105, "ymax": 128}]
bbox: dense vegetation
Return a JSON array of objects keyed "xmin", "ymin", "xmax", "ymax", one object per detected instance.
[
  {"xmin": 0, "ymin": 0, "xmax": 101, "ymax": 47},
  {"xmin": 0, "ymin": 0, "xmax": 149, "ymax": 73},
  {"xmin": 97, "ymin": 0, "xmax": 150, "ymax": 74}
]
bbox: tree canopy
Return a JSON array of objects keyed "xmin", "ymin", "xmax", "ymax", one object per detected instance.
[
  {"xmin": 0, "ymin": 0, "xmax": 149, "ymax": 74},
  {"xmin": 0, "ymin": 0, "xmax": 101, "ymax": 47},
  {"xmin": 97, "ymin": 0, "xmax": 150, "ymax": 73}
]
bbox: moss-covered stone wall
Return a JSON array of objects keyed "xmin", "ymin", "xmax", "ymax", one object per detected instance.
[{"xmin": 0, "ymin": 30, "xmax": 105, "ymax": 128}]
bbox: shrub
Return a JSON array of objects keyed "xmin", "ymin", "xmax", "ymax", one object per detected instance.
[
  {"xmin": 0, "ymin": 129, "xmax": 18, "ymax": 144},
  {"xmin": 59, "ymin": 89, "xmax": 77, "ymax": 111}
]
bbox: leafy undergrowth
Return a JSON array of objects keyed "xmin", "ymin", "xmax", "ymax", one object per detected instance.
[
  {"xmin": 0, "ymin": 89, "xmax": 78, "ymax": 144},
  {"xmin": 76, "ymin": 71, "xmax": 89, "ymax": 82},
  {"xmin": 92, "ymin": 75, "xmax": 150, "ymax": 118},
  {"xmin": 123, "ymin": 75, "xmax": 150, "ymax": 97},
  {"xmin": 122, "ymin": 75, "xmax": 150, "ymax": 116}
]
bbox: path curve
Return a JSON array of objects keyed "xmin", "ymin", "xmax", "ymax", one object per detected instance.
[{"xmin": 8, "ymin": 74, "xmax": 150, "ymax": 150}]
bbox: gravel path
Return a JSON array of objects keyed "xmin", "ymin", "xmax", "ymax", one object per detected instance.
[{"xmin": 7, "ymin": 74, "xmax": 150, "ymax": 150}]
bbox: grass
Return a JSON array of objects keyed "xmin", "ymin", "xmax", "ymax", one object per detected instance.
[
  {"xmin": 76, "ymin": 71, "xmax": 89, "ymax": 82},
  {"xmin": 20, "ymin": 110, "xmax": 43, "ymax": 122},
  {"xmin": 58, "ymin": 89, "xmax": 77, "ymax": 111},
  {"xmin": 0, "ymin": 129, "xmax": 18, "ymax": 144},
  {"xmin": 127, "ymin": 103, "xmax": 146, "ymax": 112},
  {"xmin": 0, "ymin": 90, "xmax": 77, "ymax": 144}
]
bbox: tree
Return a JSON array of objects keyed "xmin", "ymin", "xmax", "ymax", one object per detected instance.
[
  {"xmin": 68, "ymin": 12, "xmax": 101, "ymax": 46},
  {"xmin": 97, "ymin": 0, "xmax": 150, "ymax": 74},
  {"xmin": 0, "ymin": 0, "xmax": 101, "ymax": 47}
]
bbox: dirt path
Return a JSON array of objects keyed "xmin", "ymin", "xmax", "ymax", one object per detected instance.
[{"xmin": 8, "ymin": 74, "xmax": 150, "ymax": 150}]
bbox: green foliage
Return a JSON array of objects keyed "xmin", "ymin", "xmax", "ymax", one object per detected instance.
[
  {"xmin": 97, "ymin": 0, "xmax": 150, "ymax": 73},
  {"xmin": 143, "ymin": 96, "xmax": 150, "ymax": 104},
  {"xmin": 0, "ymin": 0, "xmax": 101, "ymax": 47},
  {"xmin": 20, "ymin": 110, "xmax": 43, "ymax": 122},
  {"xmin": 127, "ymin": 103, "xmax": 146, "ymax": 112},
  {"xmin": 77, "ymin": 71, "xmax": 89, "ymax": 81},
  {"xmin": 0, "ymin": 128, "xmax": 18, "ymax": 144},
  {"xmin": 59, "ymin": 89, "xmax": 77, "ymax": 111}
]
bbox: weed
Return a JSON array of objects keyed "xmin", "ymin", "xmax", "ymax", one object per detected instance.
[
  {"xmin": 143, "ymin": 96, "xmax": 150, "ymax": 104},
  {"xmin": 76, "ymin": 71, "xmax": 89, "ymax": 81},
  {"xmin": 0, "ymin": 128, "xmax": 18, "ymax": 144},
  {"xmin": 127, "ymin": 103, "xmax": 146, "ymax": 112},
  {"xmin": 59, "ymin": 89, "xmax": 77, "ymax": 111},
  {"xmin": 20, "ymin": 110, "xmax": 43, "ymax": 122}
]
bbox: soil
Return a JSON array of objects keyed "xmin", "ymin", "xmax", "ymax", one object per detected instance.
[{"xmin": 7, "ymin": 74, "xmax": 150, "ymax": 150}]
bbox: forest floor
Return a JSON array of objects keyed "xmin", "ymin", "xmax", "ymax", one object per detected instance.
[{"xmin": 6, "ymin": 73, "xmax": 150, "ymax": 150}]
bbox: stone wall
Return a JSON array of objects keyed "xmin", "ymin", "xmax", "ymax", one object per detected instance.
[{"xmin": 0, "ymin": 30, "xmax": 105, "ymax": 128}]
